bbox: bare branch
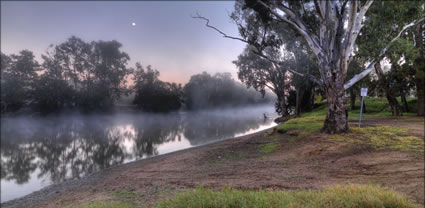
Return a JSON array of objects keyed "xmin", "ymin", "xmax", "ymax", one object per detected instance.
[
  {"xmin": 193, "ymin": 12, "xmax": 321, "ymax": 86},
  {"xmin": 192, "ymin": 13, "xmax": 249, "ymax": 44}
]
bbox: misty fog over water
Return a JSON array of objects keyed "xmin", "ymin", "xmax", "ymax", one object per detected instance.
[{"xmin": 1, "ymin": 105, "xmax": 277, "ymax": 202}]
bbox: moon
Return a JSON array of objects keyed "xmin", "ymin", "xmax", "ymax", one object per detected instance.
[{"xmin": 131, "ymin": 22, "xmax": 136, "ymax": 27}]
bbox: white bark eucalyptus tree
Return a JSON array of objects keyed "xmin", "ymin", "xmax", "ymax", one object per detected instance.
[{"xmin": 194, "ymin": 0, "xmax": 424, "ymax": 134}]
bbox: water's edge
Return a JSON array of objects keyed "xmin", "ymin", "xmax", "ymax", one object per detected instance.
[{"xmin": 1, "ymin": 125, "xmax": 277, "ymax": 207}]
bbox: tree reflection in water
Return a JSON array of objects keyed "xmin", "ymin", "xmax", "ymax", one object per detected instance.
[{"xmin": 1, "ymin": 106, "xmax": 275, "ymax": 197}]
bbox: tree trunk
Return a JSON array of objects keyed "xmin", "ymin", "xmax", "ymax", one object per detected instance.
[
  {"xmin": 387, "ymin": 94, "xmax": 402, "ymax": 116},
  {"xmin": 417, "ymin": 81, "xmax": 425, "ymax": 116},
  {"xmin": 276, "ymin": 94, "xmax": 289, "ymax": 117},
  {"xmin": 349, "ymin": 88, "xmax": 356, "ymax": 110},
  {"xmin": 400, "ymin": 89, "xmax": 409, "ymax": 112},
  {"xmin": 295, "ymin": 90, "xmax": 301, "ymax": 116},
  {"xmin": 321, "ymin": 84, "xmax": 349, "ymax": 134},
  {"xmin": 414, "ymin": 20, "xmax": 425, "ymax": 116},
  {"xmin": 374, "ymin": 62, "xmax": 402, "ymax": 116}
]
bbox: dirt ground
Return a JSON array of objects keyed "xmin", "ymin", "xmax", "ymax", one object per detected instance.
[{"xmin": 3, "ymin": 116, "xmax": 424, "ymax": 208}]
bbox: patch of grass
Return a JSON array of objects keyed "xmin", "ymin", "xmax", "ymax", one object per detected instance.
[
  {"xmin": 306, "ymin": 97, "xmax": 419, "ymax": 118},
  {"xmin": 331, "ymin": 125, "xmax": 424, "ymax": 153},
  {"xmin": 276, "ymin": 115, "xmax": 325, "ymax": 137},
  {"xmin": 260, "ymin": 143, "xmax": 279, "ymax": 154},
  {"xmin": 74, "ymin": 201, "xmax": 136, "ymax": 208},
  {"xmin": 306, "ymin": 101, "xmax": 328, "ymax": 116},
  {"xmin": 349, "ymin": 97, "xmax": 418, "ymax": 117},
  {"xmin": 110, "ymin": 190, "xmax": 139, "ymax": 199},
  {"xmin": 276, "ymin": 97, "xmax": 421, "ymax": 139},
  {"xmin": 155, "ymin": 184, "xmax": 417, "ymax": 208}
]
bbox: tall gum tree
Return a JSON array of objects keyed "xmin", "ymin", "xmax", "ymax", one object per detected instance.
[
  {"xmin": 195, "ymin": 0, "xmax": 424, "ymax": 133},
  {"xmin": 238, "ymin": 0, "xmax": 376, "ymax": 133}
]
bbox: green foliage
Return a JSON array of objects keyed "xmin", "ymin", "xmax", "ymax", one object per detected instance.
[
  {"xmin": 356, "ymin": 2, "xmax": 424, "ymax": 113},
  {"xmin": 155, "ymin": 185, "xmax": 416, "ymax": 208},
  {"xmin": 232, "ymin": 4, "xmax": 319, "ymax": 116},
  {"xmin": 331, "ymin": 126, "xmax": 424, "ymax": 154},
  {"xmin": 234, "ymin": 47, "xmax": 291, "ymax": 115},
  {"xmin": 358, "ymin": 1, "xmax": 424, "ymax": 60}
]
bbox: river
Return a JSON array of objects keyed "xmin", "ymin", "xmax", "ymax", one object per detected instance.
[{"xmin": 0, "ymin": 105, "xmax": 277, "ymax": 202}]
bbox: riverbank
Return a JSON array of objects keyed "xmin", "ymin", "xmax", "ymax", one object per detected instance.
[{"xmin": 2, "ymin": 115, "xmax": 424, "ymax": 208}]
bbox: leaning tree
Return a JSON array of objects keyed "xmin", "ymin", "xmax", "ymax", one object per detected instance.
[
  {"xmin": 195, "ymin": 0, "xmax": 424, "ymax": 133},
  {"xmin": 356, "ymin": 1, "xmax": 424, "ymax": 116}
]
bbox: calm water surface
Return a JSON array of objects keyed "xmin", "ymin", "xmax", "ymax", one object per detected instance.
[{"xmin": 0, "ymin": 106, "xmax": 277, "ymax": 202}]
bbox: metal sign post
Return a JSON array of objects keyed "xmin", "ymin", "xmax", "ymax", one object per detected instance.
[{"xmin": 359, "ymin": 88, "xmax": 368, "ymax": 128}]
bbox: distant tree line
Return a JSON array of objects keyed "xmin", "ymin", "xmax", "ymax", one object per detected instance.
[
  {"xmin": 1, "ymin": 36, "xmax": 131, "ymax": 114},
  {"xmin": 184, "ymin": 72, "xmax": 274, "ymax": 110},
  {"xmin": 1, "ymin": 36, "xmax": 273, "ymax": 115},
  {"xmin": 132, "ymin": 63, "xmax": 183, "ymax": 112}
]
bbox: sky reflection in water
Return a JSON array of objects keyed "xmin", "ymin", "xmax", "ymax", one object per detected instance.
[{"xmin": 0, "ymin": 105, "xmax": 277, "ymax": 202}]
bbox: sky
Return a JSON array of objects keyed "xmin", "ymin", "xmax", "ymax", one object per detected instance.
[{"xmin": 1, "ymin": 1, "xmax": 246, "ymax": 84}]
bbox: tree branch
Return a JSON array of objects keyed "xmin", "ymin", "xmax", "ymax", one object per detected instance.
[
  {"xmin": 192, "ymin": 13, "xmax": 249, "ymax": 44},
  {"xmin": 347, "ymin": 1, "xmax": 373, "ymax": 56},
  {"xmin": 313, "ymin": 0, "xmax": 324, "ymax": 20},
  {"xmin": 256, "ymin": 0, "xmax": 323, "ymax": 56},
  {"xmin": 344, "ymin": 17, "xmax": 425, "ymax": 89},
  {"xmin": 378, "ymin": 17, "xmax": 425, "ymax": 58},
  {"xmin": 193, "ymin": 13, "xmax": 321, "ymax": 87}
]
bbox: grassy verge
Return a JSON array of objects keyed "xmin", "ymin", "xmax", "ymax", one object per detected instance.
[
  {"xmin": 155, "ymin": 185, "xmax": 417, "ymax": 208},
  {"xmin": 331, "ymin": 125, "xmax": 424, "ymax": 154},
  {"xmin": 276, "ymin": 115, "xmax": 324, "ymax": 137},
  {"xmin": 302, "ymin": 97, "xmax": 418, "ymax": 117},
  {"xmin": 275, "ymin": 98, "xmax": 423, "ymax": 153},
  {"xmin": 349, "ymin": 97, "xmax": 418, "ymax": 117}
]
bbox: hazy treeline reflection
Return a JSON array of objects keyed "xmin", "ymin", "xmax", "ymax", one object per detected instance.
[{"xmin": 1, "ymin": 106, "xmax": 274, "ymax": 186}]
